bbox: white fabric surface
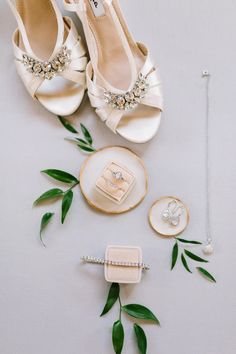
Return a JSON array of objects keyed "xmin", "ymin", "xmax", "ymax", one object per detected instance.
[{"xmin": 0, "ymin": 1, "xmax": 235, "ymax": 353}]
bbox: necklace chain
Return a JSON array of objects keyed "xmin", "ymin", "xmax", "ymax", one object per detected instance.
[{"xmin": 202, "ymin": 71, "xmax": 212, "ymax": 245}]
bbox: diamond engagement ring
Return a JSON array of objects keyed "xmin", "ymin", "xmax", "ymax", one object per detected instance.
[{"xmin": 112, "ymin": 171, "xmax": 124, "ymax": 181}]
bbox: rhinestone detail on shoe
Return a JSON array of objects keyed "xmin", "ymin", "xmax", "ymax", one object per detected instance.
[
  {"xmin": 19, "ymin": 46, "xmax": 71, "ymax": 80},
  {"xmin": 103, "ymin": 73, "xmax": 149, "ymax": 110}
]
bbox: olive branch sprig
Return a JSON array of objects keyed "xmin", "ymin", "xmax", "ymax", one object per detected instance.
[
  {"xmin": 100, "ymin": 283, "xmax": 160, "ymax": 354},
  {"xmin": 34, "ymin": 120, "xmax": 96, "ymax": 247},
  {"xmin": 171, "ymin": 238, "xmax": 216, "ymax": 283},
  {"xmin": 58, "ymin": 116, "xmax": 96, "ymax": 153}
]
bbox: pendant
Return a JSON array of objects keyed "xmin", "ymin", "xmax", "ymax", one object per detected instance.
[{"xmin": 202, "ymin": 243, "xmax": 214, "ymax": 255}]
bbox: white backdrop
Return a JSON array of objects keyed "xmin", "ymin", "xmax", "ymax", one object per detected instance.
[{"xmin": 0, "ymin": 1, "xmax": 236, "ymax": 353}]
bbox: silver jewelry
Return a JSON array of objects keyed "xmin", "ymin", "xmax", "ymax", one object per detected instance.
[
  {"xmin": 101, "ymin": 169, "xmax": 126, "ymax": 190},
  {"xmin": 202, "ymin": 70, "xmax": 214, "ymax": 255},
  {"xmin": 112, "ymin": 171, "xmax": 124, "ymax": 181},
  {"xmin": 101, "ymin": 176, "xmax": 125, "ymax": 192},
  {"xmin": 81, "ymin": 256, "xmax": 150, "ymax": 271},
  {"xmin": 161, "ymin": 200, "xmax": 184, "ymax": 227}
]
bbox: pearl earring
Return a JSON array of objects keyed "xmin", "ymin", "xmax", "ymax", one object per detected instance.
[
  {"xmin": 161, "ymin": 200, "xmax": 184, "ymax": 227},
  {"xmin": 203, "ymin": 242, "xmax": 214, "ymax": 255}
]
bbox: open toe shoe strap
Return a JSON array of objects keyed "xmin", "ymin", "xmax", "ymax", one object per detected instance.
[
  {"xmin": 12, "ymin": 17, "xmax": 87, "ymax": 98},
  {"xmin": 86, "ymin": 43, "xmax": 163, "ymax": 133}
]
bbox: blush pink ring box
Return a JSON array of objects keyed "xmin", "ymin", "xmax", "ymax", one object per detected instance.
[
  {"xmin": 96, "ymin": 161, "xmax": 136, "ymax": 205},
  {"xmin": 105, "ymin": 246, "xmax": 143, "ymax": 284}
]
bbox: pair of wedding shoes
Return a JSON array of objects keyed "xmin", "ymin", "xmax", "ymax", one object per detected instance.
[{"xmin": 8, "ymin": 0, "xmax": 163, "ymax": 143}]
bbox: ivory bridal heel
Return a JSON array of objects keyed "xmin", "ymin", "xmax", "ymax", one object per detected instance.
[
  {"xmin": 64, "ymin": 0, "xmax": 163, "ymax": 143},
  {"xmin": 8, "ymin": 0, "xmax": 87, "ymax": 116}
]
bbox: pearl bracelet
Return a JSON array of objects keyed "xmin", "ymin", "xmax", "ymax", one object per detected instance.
[{"xmin": 81, "ymin": 256, "xmax": 150, "ymax": 271}]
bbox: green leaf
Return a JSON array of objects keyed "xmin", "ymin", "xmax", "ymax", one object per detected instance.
[
  {"xmin": 65, "ymin": 138, "xmax": 93, "ymax": 150},
  {"xmin": 77, "ymin": 144, "xmax": 95, "ymax": 152},
  {"xmin": 112, "ymin": 320, "xmax": 124, "ymax": 354},
  {"xmin": 176, "ymin": 238, "xmax": 202, "ymax": 245},
  {"xmin": 80, "ymin": 123, "xmax": 93, "ymax": 145},
  {"xmin": 40, "ymin": 212, "xmax": 54, "ymax": 247},
  {"xmin": 171, "ymin": 242, "xmax": 179, "ymax": 270},
  {"xmin": 33, "ymin": 188, "xmax": 64, "ymax": 206},
  {"xmin": 58, "ymin": 116, "xmax": 78, "ymax": 134},
  {"xmin": 181, "ymin": 253, "xmax": 192, "ymax": 273},
  {"xmin": 76, "ymin": 138, "xmax": 89, "ymax": 145},
  {"xmin": 68, "ymin": 137, "xmax": 95, "ymax": 152},
  {"xmin": 76, "ymin": 139, "xmax": 95, "ymax": 152},
  {"xmin": 61, "ymin": 190, "xmax": 73, "ymax": 224},
  {"xmin": 134, "ymin": 324, "xmax": 147, "ymax": 354},
  {"xmin": 101, "ymin": 283, "xmax": 120, "ymax": 316},
  {"xmin": 184, "ymin": 250, "xmax": 208, "ymax": 263},
  {"xmin": 197, "ymin": 267, "xmax": 216, "ymax": 283},
  {"xmin": 41, "ymin": 169, "xmax": 78, "ymax": 184},
  {"xmin": 122, "ymin": 304, "xmax": 160, "ymax": 324}
]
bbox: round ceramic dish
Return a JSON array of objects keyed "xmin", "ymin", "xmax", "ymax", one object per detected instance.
[
  {"xmin": 149, "ymin": 196, "xmax": 190, "ymax": 237},
  {"xmin": 79, "ymin": 146, "xmax": 148, "ymax": 214}
]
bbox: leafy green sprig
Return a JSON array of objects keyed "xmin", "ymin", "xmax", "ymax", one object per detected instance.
[
  {"xmin": 171, "ymin": 238, "xmax": 216, "ymax": 283},
  {"xmin": 100, "ymin": 283, "xmax": 160, "ymax": 354},
  {"xmin": 58, "ymin": 116, "xmax": 96, "ymax": 153},
  {"xmin": 34, "ymin": 123, "xmax": 95, "ymax": 246},
  {"xmin": 34, "ymin": 170, "xmax": 80, "ymax": 247}
]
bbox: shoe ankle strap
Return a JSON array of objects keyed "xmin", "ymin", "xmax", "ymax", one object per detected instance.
[
  {"xmin": 8, "ymin": 0, "xmax": 65, "ymax": 58},
  {"xmin": 7, "ymin": 0, "xmax": 34, "ymax": 55}
]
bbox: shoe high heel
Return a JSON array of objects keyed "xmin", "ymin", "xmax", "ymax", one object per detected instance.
[
  {"xmin": 64, "ymin": 0, "xmax": 163, "ymax": 143},
  {"xmin": 8, "ymin": 0, "xmax": 87, "ymax": 116}
]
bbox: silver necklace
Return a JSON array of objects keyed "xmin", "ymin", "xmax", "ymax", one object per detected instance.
[{"xmin": 202, "ymin": 70, "xmax": 214, "ymax": 255}]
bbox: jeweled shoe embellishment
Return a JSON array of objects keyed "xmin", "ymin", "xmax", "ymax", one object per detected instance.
[
  {"xmin": 104, "ymin": 73, "xmax": 149, "ymax": 110},
  {"xmin": 19, "ymin": 46, "xmax": 72, "ymax": 80}
]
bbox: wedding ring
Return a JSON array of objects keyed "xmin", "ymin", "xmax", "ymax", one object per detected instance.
[
  {"xmin": 101, "ymin": 176, "xmax": 125, "ymax": 192},
  {"xmin": 112, "ymin": 171, "xmax": 124, "ymax": 181}
]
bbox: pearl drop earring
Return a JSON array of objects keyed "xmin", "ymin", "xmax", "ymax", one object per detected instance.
[{"xmin": 161, "ymin": 199, "xmax": 184, "ymax": 227}]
